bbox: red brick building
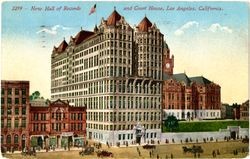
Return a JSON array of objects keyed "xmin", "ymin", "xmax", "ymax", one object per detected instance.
[
  {"xmin": 29, "ymin": 99, "xmax": 86, "ymax": 149},
  {"xmin": 1, "ymin": 80, "xmax": 30, "ymax": 151},
  {"xmin": 162, "ymin": 45, "xmax": 221, "ymax": 120},
  {"xmin": 240, "ymin": 100, "xmax": 249, "ymax": 120}
]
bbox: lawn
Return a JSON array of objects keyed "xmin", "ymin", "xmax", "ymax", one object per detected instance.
[
  {"xmin": 3, "ymin": 140, "xmax": 248, "ymax": 159},
  {"xmin": 163, "ymin": 120, "xmax": 249, "ymax": 132}
]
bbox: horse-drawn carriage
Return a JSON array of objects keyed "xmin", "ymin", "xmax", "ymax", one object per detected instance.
[
  {"xmin": 142, "ymin": 144, "xmax": 156, "ymax": 149},
  {"xmin": 96, "ymin": 150, "xmax": 113, "ymax": 157},
  {"xmin": 79, "ymin": 146, "xmax": 95, "ymax": 156},
  {"xmin": 182, "ymin": 145, "xmax": 203, "ymax": 154}
]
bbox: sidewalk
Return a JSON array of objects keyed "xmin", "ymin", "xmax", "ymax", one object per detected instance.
[{"xmin": 5, "ymin": 147, "xmax": 84, "ymax": 154}]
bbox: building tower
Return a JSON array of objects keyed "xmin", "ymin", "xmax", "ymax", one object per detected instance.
[{"xmin": 163, "ymin": 42, "xmax": 174, "ymax": 76}]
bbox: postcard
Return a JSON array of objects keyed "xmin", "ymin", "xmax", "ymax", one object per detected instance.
[{"xmin": 1, "ymin": 1, "xmax": 249, "ymax": 159}]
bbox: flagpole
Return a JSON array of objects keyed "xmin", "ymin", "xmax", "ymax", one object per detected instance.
[{"xmin": 95, "ymin": 3, "xmax": 97, "ymax": 26}]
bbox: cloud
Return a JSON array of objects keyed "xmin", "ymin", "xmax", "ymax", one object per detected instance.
[
  {"xmin": 36, "ymin": 25, "xmax": 71, "ymax": 35},
  {"xmin": 174, "ymin": 21, "xmax": 199, "ymax": 36},
  {"xmin": 208, "ymin": 23, "xmax": 232, "ymax": 33}
]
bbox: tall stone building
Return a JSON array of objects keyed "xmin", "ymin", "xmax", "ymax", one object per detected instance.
[
  {"xmin": 51, "ymin": 9, "xmax": 163, "ymax": 145},
  {"xmin": 1, "ymin": 80, "xmax": 30, "ymax": 151},
  {"xmin": 162, "ymin": 45, "xmax": 221, "ymax": 120}
]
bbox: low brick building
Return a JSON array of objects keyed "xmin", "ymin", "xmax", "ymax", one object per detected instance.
[
  {"xmin": 1, "ymin": 80, "xmax": 30, "ymax": 151},
  {"xmin": 29, "ymin": 99, "xmax": 86, "ymax": 149}
]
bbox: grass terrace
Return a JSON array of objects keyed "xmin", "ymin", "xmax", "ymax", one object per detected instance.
[{"xmin": 163, "ymin": 120, "xmax": 249, "ymax": 132}]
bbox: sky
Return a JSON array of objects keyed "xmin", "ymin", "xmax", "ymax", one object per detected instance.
[{"xmin": 1, "ymin": 1, "xmax": 249, "ymax": 104}]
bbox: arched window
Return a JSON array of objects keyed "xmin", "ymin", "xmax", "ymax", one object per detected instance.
[
  {"xmin": 7, "ymin": 135, "xmax": 11, "ymax": 144},
  {"xmin": 14, "ymin": 134, "xmax": 18, "ymax": 144},
  {"xmin": 22, "ymin": 134, "xmax": 26, "ymax": 141}
]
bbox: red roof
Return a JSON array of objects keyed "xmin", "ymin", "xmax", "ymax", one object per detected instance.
[
  {"xmin": 106, "ymin": 10, "xmax": 122, "ymax": 26},
  {"xmin": 74, "ymin": 30, "xmax": 95, "ymax": 45},
  {"xmin": 137, "ymin": 17, "xmax": 153, "ymax": 32},
  {"xmin": 55, "ymin": 40, "xmax": 68, "ymax": 53}
]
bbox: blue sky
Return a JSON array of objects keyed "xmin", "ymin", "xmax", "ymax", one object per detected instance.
[
  {"xmin": 2, "ymin": 1, "xmax": 248, "ymax": 40},
  {"xmin": 1, "ymin": 1, "xmax": 249, "ymax": 103}
]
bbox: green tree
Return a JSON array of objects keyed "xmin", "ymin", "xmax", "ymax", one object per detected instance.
[
  {"xmin": 164, "ymin": 115, "xmax": 179, "ymax": 132},
  {"xmin": 29, "ymin": 91, "xmax": 41, "ymax": 101}
]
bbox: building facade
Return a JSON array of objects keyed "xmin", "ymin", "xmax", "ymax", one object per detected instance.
[
  {"xmin": 29, "ymin": 99, "xmax": 86, "ymax": 148},
  {"xmin": 162, "ymin": 48, "xmax": 221, "ymax": 120},
  {"xmin": 51, "ymin": 9, "xmax": 162, "ymax": 145},
  {"xmin": 221, "ymin": 103, "xmax": 234, "ymax": 119},
  {"xmin": 240, "ymin": 100, "xmax": 249, "ymax": 120},
  {"xmin": 1, "ymin": 80, "xmax": 30, "ymax": 151}
]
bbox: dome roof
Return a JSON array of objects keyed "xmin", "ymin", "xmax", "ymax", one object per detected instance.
[
  {"xmin": 106, "ymin": 10, "xmax": 122, "ymax": 26},
  {"xmin": 137, "ymin": 16, "xmax": 152, "ymax": 32}
]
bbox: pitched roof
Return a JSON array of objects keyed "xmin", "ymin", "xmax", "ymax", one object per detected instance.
[
  {"xmin": 163, "ymin": 73, "xmax": 191, "ymax": 85},
  {"xmin": 137, "ymin": 16, "xmax": 153, "ymax": 32},
  {"xmin": 190, "ymin": 76, "xmax": 212, "ymax": 85},
  {"xmin": 173, "ymin": 73, "xmax": 191, "ymax": 85},
  {"xmin": 106, "ymin": 10, "xmax": 122, "ymax": 26},
  {"xmin": 74, "ymin": 30, "xmax": 95, "ymax": 45},
  {"xmin": 55, "ymin": 40, "xmax": 68, "ymax": 53}
]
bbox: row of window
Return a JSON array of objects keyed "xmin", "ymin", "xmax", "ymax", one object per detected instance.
[
  {"xmin": 87, "ymin": 112, "xmax": 161, "ymax": 122},
  {"xmin": 1, "ymin": 88, "xmax": 27, "ymax": 96},
  {"xmin": 118, "ymin": 132, "xmax": 157, "ymax": 140},
  {"xmin": 1, "ymin": 106, "xmax": 26, "ymax": 116},
  {"xmin": 32, "ymin": 113, "xmax": 84, "ymax": 121},
  {"xmin": 88, "ymin": 123, "xmax": 161, "ymax": 131},
  {"xmin": 88, "ymin": 111, "xmax": 161, "ymax": 122},
  {"xmin": 1, "ymin": 119, "xmax": 26, "ymax": 128},
  {"xmin": 166, "ymin": 104, "xmax": 220, "ymax": 110},
  {"xmin": 68, "ymin": 95, "xmax": 161, "ymax": 109},
  {"xmin": 52, "ymin": 79, "xmax": 161, "ymax": 96},
  {"xmin": 33, "ymin": 123, "xmax": 46, "ymax": 131},
  {"xmin": 33, "ymin": 113, "xmax": 47, "ymax": 121},
  {"xmin": 241, "ymin": 112, "xmax": 249, "ymax": 117},
  {"xmin": 164, "ymin": 111, "xmax": 220, "ymax": 119},
  {"xmin": 1, "ymin": 134, "xmax": 25, "ymax": 144},
  {"xmin": 1, "ymin": 97, "xmax": 27, "ymax": 105},
  {"xmin": 138, "ymin": 45, "xmax": 162, "ymax": 53},
  {"xmin": 50, "ymin": 123, "xmax": 83, "ymax": 131},
  {"xmin": 138, "ymin": 68, "xmax": 162, "ymax": 79}
]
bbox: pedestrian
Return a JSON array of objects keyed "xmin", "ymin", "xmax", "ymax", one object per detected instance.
[
  {"xmin": 217, "ymin": 149, "xmax": 220, "ymax": 155},
  {"xmin": 212, "ymin": 150, "xmax": 216, "ymax": 158},
  {"xmin": 149, "ymin": 151, "xmax": 152, "ymax": 158},
  {"xmin": 165, "ymin": 154, "xmax": 168, "ymax": 159},
  {"xmin": 198, "ymin": 153, "xmax": 200, "ymax": 158},
  {"xmin": 242, "ymin": 148, "xmax": 245, "ymax": 153},
  {"xmin": 170, "ymin": 153, "xmax": 173, "ymax": 159},
  {"xmin": 157, "ymin": 154, "xmax": 159, "ymax": 159}
]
